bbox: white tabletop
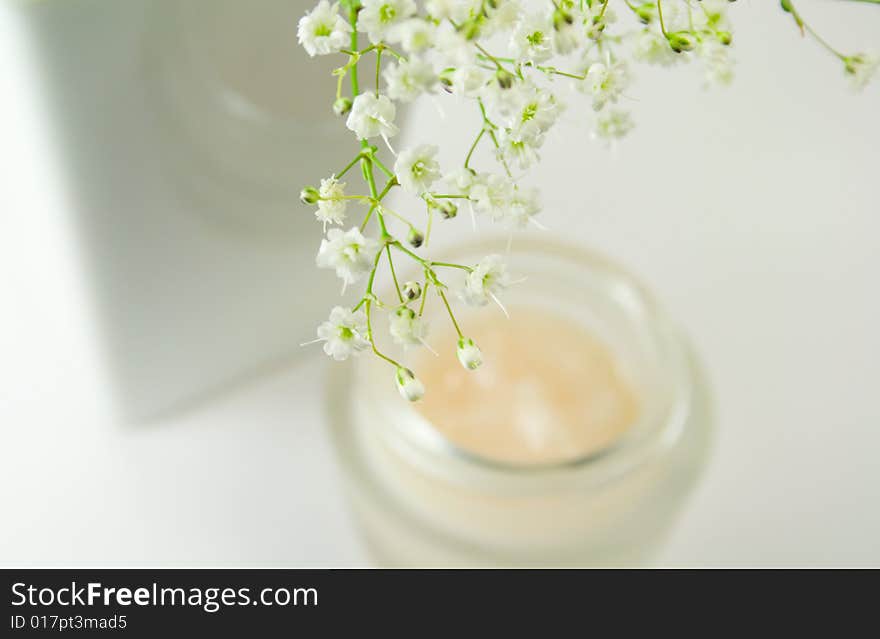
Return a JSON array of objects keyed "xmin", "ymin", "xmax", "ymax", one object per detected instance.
[{"xmin": 2, "ymin": 1, "xmax": 879, "ymax": 566}]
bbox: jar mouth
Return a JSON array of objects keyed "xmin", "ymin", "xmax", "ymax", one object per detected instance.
[{"xmin": 337, "ymin": 234, "xmax": 705, "ymax": 488}]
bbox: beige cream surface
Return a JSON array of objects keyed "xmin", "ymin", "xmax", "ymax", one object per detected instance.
[{"xmin": 414, "ymin": 307, "xmax": 639, "ymax": 466}]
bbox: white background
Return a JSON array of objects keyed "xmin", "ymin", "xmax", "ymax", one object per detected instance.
[{"xmin": 1, "ymin": 1, "xmax": 879, "ymax": 566}]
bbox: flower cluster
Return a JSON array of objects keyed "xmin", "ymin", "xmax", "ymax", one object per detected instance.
[{"xmin": 298, "ymin": 0, "xmax": 877, "ymax": 401}]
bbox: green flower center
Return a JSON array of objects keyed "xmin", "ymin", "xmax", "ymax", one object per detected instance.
[{"xmin": 379, "ymin": 5, "xmax": 396, "ymax": 23}]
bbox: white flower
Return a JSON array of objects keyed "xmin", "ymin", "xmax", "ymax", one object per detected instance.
[
  {"xmin": 389, "ymin": 307, "xmax": 429, "ymax": 347},
  {"xmin": 593, "ymin": 109, "xmax": 634, "ymax": 141},
  {"xmin": 844, "ymin": 53, "xmax": 879, "ymax": 91},
  {"xmin": 461, "ymin": 254, "xmax": 511, "ymax": 307},
  {"xmin": 297, "ymin": 1, "xmax": 352, "ymax": 57},
  {"xmin": 394, "ymin": 145, "xmax": 441, "ymax": 194},
  {"xmin": 513, "ymin": 84, "xmax": 563, "ymax": 131},
  {"xmin": 456, "ymin": 337, "xmax": 483, "ymax": 370},
  {"xmin": 345, "ymin": 93, "xmax": 399, "ymax": 141},
  {"xmin": 434, "ymin": 24, "xmax": 473, "ymax": 66},
  {"xmin": 358, "ymin": 0, "xmax": 417, "ymax": 44},
  {"xmin": 316, "ymin": 227, "xmax": 379, "ymax": 285},
  {"xmin": 469, "ymin": 173, "xmax": 513, "ymax": 221},
  {"xmin": 504, "ymin": 186, "xmax": 541, "ymax": 228},
  {"xmin": 510, "ymin": 13, "xmax": 553, "ymax": 64},
  {"xmin": 551, "ymin": 8, "xmax": 585, "ymax": 55},
  {"xmin": 451, "ymin": 65, "xmax": 490, "ymax": 98},
  {"xmin": 395, "ymin": 367, "xmax": 425, "ymax": 401},
  {"xmin": 388, "ymin": 18, "xmax": 436, "ymax": 55},
  {"xmin": 695, "ymin": 39, "xmax": 734, "ymax": 86},
  {"xmin": 315, "ymin": 175, "xmax": 347, "ymax": 227},
  {"xmin": 633, "ymin": 30, "xmax": 680, "ymax": 67},
  {"xmin": 383, "ymin": 58, "xmax": 436, "ymax": 103},
  {"xmin": 315, "ymin": 306, "xmax": 370, "ymax": 361},
  {"xmin": 426, "ymin": 0, "xmax": 480, "ymax": 23},
  {"xmin": 584, "ymin": 2, "xmax": 617, "ymax": 40},
  {"xmin": 585, "ymin": 59, "xmax": 629, "ymax": 111},
  {"xmin": 445, "ymin": 167, "xmax": 478, "ymax": 195},
  {"xmin": 484, "ymin": 0, "xmax": 523, "ymax": 37},
  {"xmin": 497, "ymin": 123, "xmax": 543, "ymax": 170}
]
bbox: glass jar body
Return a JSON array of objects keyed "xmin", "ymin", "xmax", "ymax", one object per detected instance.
[{"xmin": 327, "ymin": 236, "xmax": 713, "ymax": 567}]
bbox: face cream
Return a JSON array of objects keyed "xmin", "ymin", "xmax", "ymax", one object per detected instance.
[
  {"xmin": 415, "ymin": 307, "xmax": 639, "ymax": 467},
  {"xmin": 327, "ymin": 236, "xmax": 712, "ymax": 567}
]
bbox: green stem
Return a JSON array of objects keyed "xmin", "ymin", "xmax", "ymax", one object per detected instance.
[
  {"xmin": 365, "ymin": 299, "xmax": 401, "ymax": 367},
  {"xmin": 335, "ymin": 153, "xmax": 363, "ymax": 178},
  {"xmin": 656, "ymin": 0, "xmax": 668, "ymax": 38},
  {"xmin": 418, "ymin": 279, "xmax": 430, "ymax": 316},
  {"xmin": 431, "ymin": 262, "xmax": 473, "ymax": 272},
  {"xmin": 464, "ymin": 127, "xmax": 485, "ymax": 169},
  {"xmin": 386, "ymin": 245, "xmax": 404, "ymax": 303},
  {"xmin": 437, "ymin": 289, "xmax": 463, "ymax": 338}
]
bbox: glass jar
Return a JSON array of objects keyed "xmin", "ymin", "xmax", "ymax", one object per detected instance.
[{"xmin": 326, "ymin": 235, "xmax": 713, "ymax": 567}]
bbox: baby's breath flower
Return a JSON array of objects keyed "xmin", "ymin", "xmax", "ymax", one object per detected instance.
[
  {"xmin": 394, "ymin": 144, "xmax": 442, "ymax": 194},
  {"xmin": 844, "ymin": 53, "xmax": 879, "ymax": 91},
  {"xmin": 316, "ymin": 227, "xmax": 379, "ymax": 285},
  {"xmin": 485, "ymin": 0, "xmax": 523, "ymax": 36},
  {"xmin": 633, "ymin": 30, "xmax": 680, "ymax": 67},
  {"xmin": 504, "ymin": 186, "xmax": 541, "ymax": 228},
  {"xmin": 469, "ymin": 173, "xmax": 513, "ymax": 221},
  {"xmin": 451, "ymin": 65, "xmax": 491, "ymax": 98},
  {"xmin": 698, "ymin": 39, "xmax": 735, "ymax": 87},
  {"xmin": 497, "ymin": 123, "xmax": 543, "ymax": 170},
  {"xmin": 395, "ymin": 367, "xmax": 425, "ymax": 401},
  {"xmin": 383, "ymin": 58, "xmax": 437, "ymax": 103},
  {"xmin": 461, "ymin": 254, "xmax": 511, "ymax": 307},
  {"xmin": 584, "ymin": 2, "xmax": 616, "ymax": 40},
  {"xmin": 510, "ymin": 13, "xmax": 554, "ymax": 64},
  {"xmin": 388, "ymin": 18, "xmax": 436, "ymax": 55},
  {"xmin": 456, "ymin": 337, "xmax": 483, "ymax": 370},
  {"xmin": 345, "ymin": 93, "xmax": 399, "ymax": 141},
  {"xmin": 585, "ymin": 59, "xmax": 630, "ymax": 111},
  {"xmin": 551, "ymin": 7, "xmax": 585, "ymax": 56},
  {"xmin": 315, "ymin": 175, "xmax": 347, "ymax": 227},
  {"xmin": 297, "ymin": 1, "xmax": 352, "ymax": 57},
  {"xmin": 357, "ymin": 0, "xmax": 417, "ymax": 44},
  {"xmin": 315, "ymin": 306, "xmax": 369, "ymax": 361},
  {"xmin": 593, "ymin": 109, "xmax": 635, "ymax": 141},
  {"xmin": 389, "ymin": 306, "xmax": 429, "ymax": 347},
  {"xmin": 445, "ymin": 167, "xmax": 478, "ymax": 195}
]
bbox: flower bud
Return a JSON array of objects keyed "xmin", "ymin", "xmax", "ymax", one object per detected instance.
[
  {"xmin": 437, "ymin": 200, "xmax": 458, "ymax": 220},
  {"xmin": 552, "ymin": 9, "xmax": 574, "ymax": 30},
  {"xmin": 439, "ymin": 68, "xmax": 455, "ymax": 92},
  {"xmin": 635, "ymin": 2, "xmax": 655, "ymax": 24},
  {"xmin": 667, "ymin": 31, "xmax": 695, "ymax": 53},
  {"xmin": 395, "ymin": 367, "xmax": 425, "ymax": 402},
  {"xmin": 407, "ymin": 228, "xmax": 424, "ymax": 248},
  {"xmin": 300, "ymin": 186, "xmax": 320, "ymax": 205},
  {"xmin": 333, "ymin": 97, "xmax": 352, "ymax": 117},
  {"xmin": 456, "ymin": 337, "xmax": 482, "ymax": 371},
  {"xmin": 495, "ymin": 69, "xmax": 515, "ymax": 90},
  {"xmin": 402, "ymin": 281, "xmax": 422, "ymax": 301},
  {"xmin": 717, "ymin": 31, "xmax": 732, "ymax": 46}
]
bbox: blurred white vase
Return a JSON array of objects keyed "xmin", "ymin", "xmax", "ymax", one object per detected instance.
[{"xmin": 16, "ymin": 0, "xmax": 355, "ymax": 420}]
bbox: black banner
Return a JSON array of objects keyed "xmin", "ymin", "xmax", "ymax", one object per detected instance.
[{"xmin": 1, "ymin": 568, "xmax": 873, "ymax": 635}]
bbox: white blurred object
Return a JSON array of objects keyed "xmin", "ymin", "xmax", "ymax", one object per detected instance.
[{"xmin": 13, "ymin": 0, "xmax": 352, "ymax": 420}]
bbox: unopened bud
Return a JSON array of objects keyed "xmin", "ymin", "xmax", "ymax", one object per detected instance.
[
  {"xmin": 667, "ymin": 31, "xmax": 695, "ymax": 53},
  {"xmin": 395, "ymin": 367, "xmax": 425, "ymax": 402},
  {"xmin": 496, "ymin": 69, "xmax": 515, "ymax": 89},
  {"xmin": 439, "ymin": 68, "xmax": 455, "ymax": 91},
  {"xmin": 407, "ymin": 228, "xmax": 424, "ymax": 248},
  {"xmin": 437, "ymin": 200, "xmax": 458, "ymax": 220},
  {"xmin": 635, "ymin": 2, "xmax": 655, "ymax": 24},
  {"xmin": 333, "ymin": 97, "xmax": 352, "ymax": 116},
  {"xmin": 456, "ymin": 337, "xmax": 483, "ymax": 371},
  {"xmin": 402, "ymin": 281, "xmax": 422, "ymax": 301},
  {"xmin": 552, "ymin": 9, "xmax": 574, "ymax": 30},
  {"xmin": 300, "ymin": 186, "xmax": 320, "ymax": 205},
  {"xmin": 717, "ymin": 31, "xmax": 732, "ymax": 46}
]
